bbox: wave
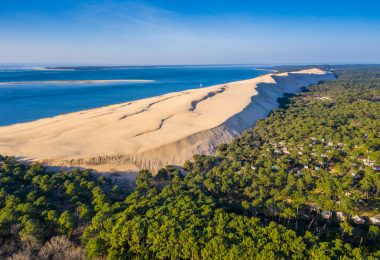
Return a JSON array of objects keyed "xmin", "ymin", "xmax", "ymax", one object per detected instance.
[
  {"xmin": 0, "ymin": 79, "xmax": 155, "ymax": 85},
  {"xmin": 0, "ymin": 67, "xmax": 76, "ymax": 72},
  {"xmin": 32, "ymin": 67, "xmax": 77, "ymax": 71}
]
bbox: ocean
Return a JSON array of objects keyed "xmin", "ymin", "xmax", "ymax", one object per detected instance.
[{"xmin": 0, "ymin": 65, "xmax": 269, "ymax": 126}]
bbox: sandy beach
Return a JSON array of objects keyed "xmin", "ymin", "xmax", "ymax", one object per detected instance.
[
  {"xmin": 0, "ymin": 68, "xmax": 335, "ymax": 173},
  {"xmin": 0, "ymin": 79, "xmax": 155, "ymax": 85}
]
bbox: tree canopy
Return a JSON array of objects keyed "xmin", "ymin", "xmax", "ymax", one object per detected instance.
[{"xmin": 1, "ymin": 65, "xmax": 380, "ymax": 259}]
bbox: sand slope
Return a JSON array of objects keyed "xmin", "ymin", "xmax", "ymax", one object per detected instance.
[{"xmin": 0, "ymin": 69, "xmax": 335, "ymax": 172}]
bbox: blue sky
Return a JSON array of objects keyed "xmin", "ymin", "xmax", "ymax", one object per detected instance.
[{"xmin": 1, "ymin": 0, "xmax": 379, "ymax": 65}]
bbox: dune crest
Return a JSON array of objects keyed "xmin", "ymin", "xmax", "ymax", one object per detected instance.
[{"xmin": 0, "ymin": 69, "xmax": 335, "ymax": 172}]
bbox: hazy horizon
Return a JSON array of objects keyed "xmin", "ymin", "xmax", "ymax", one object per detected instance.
[{"xmin": 1, "ymin": 62, "xmax": 380, "ymax": 68}]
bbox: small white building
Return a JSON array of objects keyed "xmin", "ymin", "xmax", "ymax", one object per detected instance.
[
  {"xmin": 321, "ymin": 211, "xmax": 333, "ymax": 220},
  {"xmin": 362, "ymin": 158, "xmax": 374, "ymax": 167},
  {"xmin": 369, "ymin": 216, "xmax": 380, "ymax": 226},
  {"xmin": 352, "ymin": 215, "xmax": 366, "ymax": 225},
  {"xmin": 310, "ymin": 204, "xmax": 320, "ymax": 212},
  {"xmin": 336, "ymin": 211, "xmax": 348, "ymax": 221}
]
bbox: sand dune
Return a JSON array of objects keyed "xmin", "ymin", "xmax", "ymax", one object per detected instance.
[{"xmin": 0, "ymin": 69, "xmax": 335, "ymax": 173}]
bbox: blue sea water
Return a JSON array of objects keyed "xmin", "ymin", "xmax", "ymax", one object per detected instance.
[{"xmin": 0, "ymin": 65, "xmax": 269, "ymax": 126}]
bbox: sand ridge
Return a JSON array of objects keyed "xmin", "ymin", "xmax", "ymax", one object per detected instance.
[
  {"xmin": 0, "ymin": 79, "xmax": 155, "ymax": 85},
  {"xmin": 0, "ymin": 68, "xmax": 335, "ymax": 172}
]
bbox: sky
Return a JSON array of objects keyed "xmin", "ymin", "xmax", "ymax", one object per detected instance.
[{"xmin": 0, "ymin": 0, "xmax": 379, "ymax": 65}]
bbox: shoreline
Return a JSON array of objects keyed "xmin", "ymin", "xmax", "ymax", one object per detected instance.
[
  {"xmin": 0, "ymin": 79, "xmax": 155, "ymax": 85},
  {"xmin": 0, "ymin": 68, "xmax": 335, "ymax": 173}
]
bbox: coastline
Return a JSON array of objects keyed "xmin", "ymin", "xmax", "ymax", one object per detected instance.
[
  {"xmin": 0, "ymin": 68, "xmax": 335, "ymax": 173},
  {"xmin": 0, "ymin": 79, "xmax": 155, "ymax": 85}
]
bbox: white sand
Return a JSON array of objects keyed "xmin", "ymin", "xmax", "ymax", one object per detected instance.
[
  {"xmin": 0, "ymin": 79, "xmax": 154, "ymax": 85},
  {"xmin": 0, "ymin": 69, "xmax": 335, "ymax": 173}
]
